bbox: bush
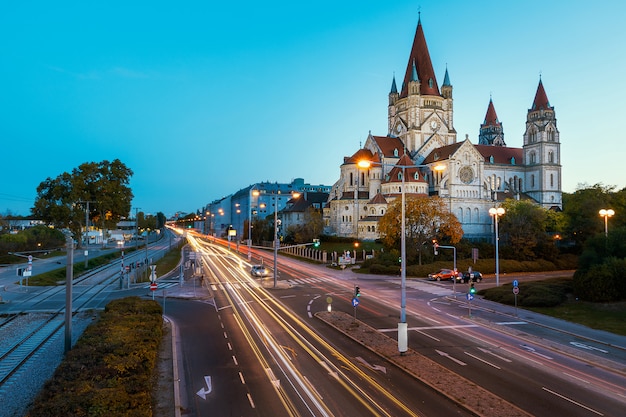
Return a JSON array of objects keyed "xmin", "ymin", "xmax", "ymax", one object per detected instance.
[
  {"xmin": 573, "ymin": 258, "xmax": 626, "ymax": 302},
  {"xmin": 26, "ymin": 297, "xmax": 163, "ymax": 417},
  {"xmin": 480, "ymin": 278, "xmax": 571, "ymax": 307}
]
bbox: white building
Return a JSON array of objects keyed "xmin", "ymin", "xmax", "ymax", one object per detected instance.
[{"xmin": 325, "ymin": 16, "xmax": 562, "ymax": 241}]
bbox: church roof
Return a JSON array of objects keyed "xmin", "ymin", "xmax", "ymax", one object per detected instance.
[
  {"xmin": 422, "ymin": 142, "xmax": 464, "ymax": 164},
  {"xmin": 385, "ymin": 154, "xmax": 427, "ymax": 184},
  {"xmin": 400, "ymin": 17, "xmax": 440, "ymax": 98},
  {"xmin": 343, "ymin": 148, "xmax": 375, "ymax": 165},
  {"xmin": 372, "ymin": 135, "xmax": 405, "ymax": 158},
  {"xmin": 475, "ymin": 144, "xmax": 523, "ymax": 164},
  {"xmin": 369, "ymin": 193, "xmax": 388, "ymax": 204},
  {"xmin": 531, "ymin": 79, "xmax": 552, "ymax": 111},
  {"xmin": 483, "ymin": 98, "xmax": 500, "ymax": 126}
]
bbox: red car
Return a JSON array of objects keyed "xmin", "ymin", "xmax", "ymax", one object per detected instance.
[{"xmin": 428, "ymin": 269, "xmax": 461, "ymax": 281}]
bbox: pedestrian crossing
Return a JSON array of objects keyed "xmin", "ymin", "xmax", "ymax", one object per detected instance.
[
  {"xmin": 142, "ymin": 281, "xmax": 179, "ymax": 289},
  {"xmin": 391, "ymin": 279, "xmax": 454, "ymax": 296}
]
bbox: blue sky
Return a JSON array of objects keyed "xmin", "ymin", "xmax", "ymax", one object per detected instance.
[{"xmin": 2, "ymin": 1, "xmax": 625, "ymax": 217}]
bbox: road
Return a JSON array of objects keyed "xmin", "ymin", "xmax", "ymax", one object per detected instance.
[{"xmin": 2, "ymin": 230, "xmax": 625, "ymax": 416}]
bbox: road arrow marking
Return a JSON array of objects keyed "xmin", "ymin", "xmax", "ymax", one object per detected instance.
[
  {"xmin": 196, "ymin": 376, "xmax": 212, "ymax": 400},
  {"xmin": 435, "ymin": 349, "xmax": 466, "ymax": 366},
  {"xmin": 570, "ymin": 341, "xmax": 609, "ymax": 353},
  {"xmin": 266, "ymin": 368, "xmax": 281, "ymax": 388},
  {"xmin": 520, "ymin": 344, "xmax": 553, "ymax": 360},
  {"xmin": 355, "ymin": 357, "xmax": 387, "ymax": 374}
]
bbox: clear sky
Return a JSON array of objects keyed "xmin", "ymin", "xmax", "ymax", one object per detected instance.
[{"xmin": 2, "ymin": 1, "xmax": 625, "ymax": 217}]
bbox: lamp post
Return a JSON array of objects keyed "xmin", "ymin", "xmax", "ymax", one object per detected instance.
[
  {"xmin": 489, "ymin": 206, "xmax": 505, "ymax": 287},
  {"xmin": 249, "ymin": 189, "xmax": 260, "ymax": 261},
  {"xmin": 599, "ymin": 209, "xmax": 615, "ymax": 237},
  {"xmin": 357, "ymin": 158, "xmax": 445, "ymax": 354},
  {"xmin": 271, "ymin": 191, "xmax": 300, "ymax": 288}
]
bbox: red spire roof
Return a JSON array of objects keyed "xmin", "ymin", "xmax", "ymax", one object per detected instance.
[
  {"xmin": 531, "ymin": 79, "xmax": 551, "ymax": 111},
  {"xmin": 385, "ymin": 154, "xmax": 426, "ymax": 184},
  {"xmin": 400, "ymin": 18, "xmax": 440, "ymax": 97},
  {"xmin": 483, "ymin": 99, "xmax": 499, "ymax": 126}
]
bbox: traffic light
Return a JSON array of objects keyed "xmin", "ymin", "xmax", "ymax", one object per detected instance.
[
  {"xmin": 354, "ymin": 286, "xmax": 361, "ymax": 297},
  {"xmin": 433, "ymin": 240, "xmax": 439, "ymax": 255},
  {"xmin": 469, "ymin": 283, "xmax": 476, "ymax": 295},
  {"xmin": 313, "ymin": 238, "xmax": 320, "ymax": 248}
]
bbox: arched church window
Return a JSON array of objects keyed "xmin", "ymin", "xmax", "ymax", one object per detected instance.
[
  {"xmin": 548, "ymin": 129, "xmax": 555, "ymax": 141},
  {"xmin": 550, "ymin": 173, "xmax": 554, "ymax": 187},
  {"xmin": 489, "ymin": 155, "xmax": 494, "ymax": 164},
  {"xmin": 428, "ymin": 78, "xmax": 433, "ymax": 88},
  {"xmin": 349, "ymin": 172, "xmax": 353, "ymax": 186},
  {"xmin": 394, "ymin": 148, "xmax": 399, "ymax": 157},
  {"xmin": 510, "ymin": 157, "xmax": 515, "ymax": 165},
  {"xmin": 530, "ymin": 152, "xmax": 536, "ymax": 164},
  {"xmin": 531, "ymin": 175, "xmax": 535, "ymax": 188},
  {"xmin": 413, "ymin": 172, "xmax": 419, "ymax": 180},
  {"xmin": 548, "ymin": 151, "xmax": 554, "ymax": 163},
  {"xmin": 398, "ymin": 172, "xmax": 403, "ymax": 181}
]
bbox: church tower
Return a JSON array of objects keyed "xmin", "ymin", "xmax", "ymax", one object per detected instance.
[
  {"xmin": 479, "ymin": 98, "xmax": 505, "ymax": 146},
  {"xmin": 387, "ymin": 15, "xmax": 456, "ymax": 156},
  {"xmin": 523, "ymin": 79, "xmax": 562, "ymax": 209}
]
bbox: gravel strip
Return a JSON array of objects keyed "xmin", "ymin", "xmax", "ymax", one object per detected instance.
[{"xmin": 0, "ymin": 312, "xmax": 98, "ymax": 417}]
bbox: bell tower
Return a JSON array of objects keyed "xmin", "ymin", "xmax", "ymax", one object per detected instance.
[{"xmin": 523, "ymin": 79, "xmax": 562, "ymax": 209}]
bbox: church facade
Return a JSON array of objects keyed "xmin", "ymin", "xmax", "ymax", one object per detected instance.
[{"xmin": 325, "ymin": 16, "xmax": 562, "ymax": 241}]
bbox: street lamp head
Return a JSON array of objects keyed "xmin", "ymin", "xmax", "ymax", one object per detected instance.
[
  {"xmin": 599, "ymin": 209, "xmax": 615, "ymax": 217},
  {"xmin": 489, "ymin": 207, "xmax": 505, "ymax": 216}
]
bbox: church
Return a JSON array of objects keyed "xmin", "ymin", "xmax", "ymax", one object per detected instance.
[{"xmin": 324, "ymin": 15, "xmax": 562, "ymax": 241}]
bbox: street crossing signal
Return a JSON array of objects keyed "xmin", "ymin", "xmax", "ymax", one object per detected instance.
[
  {"xmin": 433, "ymin": 239, "xmax": 439, "ymax": 255},
  {"xmin": 354, "ymin": 286, "xmax": 361, "ymax": 297},
  {"xmin": 313, "ymin": 238, "xmax": 320, "ymax": 248},
  {"xmin": 469, "ymin": 283, "xmax": 477, "ymax": 295}
]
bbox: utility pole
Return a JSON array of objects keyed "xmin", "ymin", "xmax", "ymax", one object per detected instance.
[
  {"xmin": 134, "ymin": 207, "xmax": 141, "ymax": 249},
  {"xmin": 78, "ymin": 200, "xmax": 96, "ymax": 268}
]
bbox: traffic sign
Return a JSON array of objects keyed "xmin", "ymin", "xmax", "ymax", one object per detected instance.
[
  {"xmin": 150, "ymin": 282, "xmax": 158, "ymax": 291},
  {"xmin": 513, "ymin": 286, "xmax": 519, "ymax": 295},
  {"xmin": 352, "ymin": 297, "xmax": 360, "ymax": 307},
  {"xmin": 513, "ymin": 279, "xmax": 519, "ymax": 287},
  {"xmin": 466, "ymin": 293, "xmax": 474, "ymax": 301}
]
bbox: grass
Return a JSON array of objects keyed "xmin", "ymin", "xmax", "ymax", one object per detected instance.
[
  {"xmin": 480, "ymin": 278, "xmax": 626, "ymax": 336},
  {"xmin": 529, "ymin": 301, "xmax": 626, "ymax": 336}
]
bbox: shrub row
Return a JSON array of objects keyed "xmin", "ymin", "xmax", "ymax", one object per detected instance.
[{"xmin": 26, "ymin": 297, "xmax": 163, "ymax": 417}]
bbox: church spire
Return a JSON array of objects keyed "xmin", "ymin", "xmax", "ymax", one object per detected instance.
[
  {"xmin": 400, "ymin": 16, "xmax": 440, "ymax": 97},
  {"xmin": 531, "ymin": 78, "xmax": 552, "ymax": 111},
  {"xmin": 479, "ymin": 98, "xmax": 505, "ymax": 146}
]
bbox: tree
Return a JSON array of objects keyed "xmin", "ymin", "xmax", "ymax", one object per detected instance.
[
  {"xmin": 498, "ymin": 199, "xmax": 549, "ymax": 261},
  {"xmin": 287, "ymin": 207, "xmax": 324, "ymax": 244},
  {"xmin": 378, "ymin": 196, "xmax": 463, "ymax": 263},
  {"xmin": 562, "ymin": 184, "xmax": 613, "ymax": 250},
  {"xmin": 32, "ymin": 159, "xmax": 133, "ymax": 245}
]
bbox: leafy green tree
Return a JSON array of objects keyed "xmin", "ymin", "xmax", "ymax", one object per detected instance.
[
  {"xmin": 378, "ymin": 196, "xmax": 463, "ymax": 264},
  {"xmin": 32, "ymin": 159, "xmax": 133, "ymax": 245},
  {"xmin": 562, "ymin": 184, "xmax": 613, "ymax": 250},
  {"xmin": 498, "ymin": 199, "xmax": 549, "ymax": 261}
]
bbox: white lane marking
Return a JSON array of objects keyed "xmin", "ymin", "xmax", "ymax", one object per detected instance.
[
  {"xmin": 247, "ymin": 393, "xmax": 256, "ymax": 409},
  {"xmin": 465, "ymin": 351, "xmax": 501, "ymax": 369},
  {"xmin": 232, "ymin": 355, "xmax": 238, "ymax": 366},
  {"xmin": 416, "ymin": 330, "xmax": 440, "ymax": 342},
  {"xmin": 239, "ymin": 372, "xmax": 246, "ymax": 384},
  {"xmin": 542, "ymin": 387, "xmax": 604, "ymax": 415},
  {"xmin": 436, "ymin": 349, "xmax": 467, "ymax": 366},
  {"xmin": 570, "ymin": 341, "xmax": 609, "ymax": 353},
  {"xmin": 477, "ymin": 347, "xmax": 512, "ymax": 363},
  {"xmin": 496, "ymin": 321, "xmax": 528, "ymax": 325},
  {"xmin": 563, "ymin": 372, "xmax": 590, "ymax": 384},
  {"xmin": 379, "ymin": 324, "xmax": 479, "ymax": 332}
]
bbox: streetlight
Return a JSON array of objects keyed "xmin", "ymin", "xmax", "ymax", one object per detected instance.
[
  {"xmin": 488, "ymin": 206, "xmax": 505, "ymax": 287},
  {"xmin": 271, "ymin": 191, "xmax": 300, "ymax": 288},
  {"xmin": 249, "ymin": 189, "xmax": 260, "ymax": 261},
  {"xmin": 357, "ymin": 158, "xmax": 445, "ymax": 354},
  {"xmin": 599, "ymin": 209, "xmax": 615, "ymax": 237}
]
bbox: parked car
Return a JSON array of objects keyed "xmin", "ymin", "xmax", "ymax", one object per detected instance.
[
  {"xmin": 428, "ymin": 269, "xmax": 462, "ymax": 281},
  {"xmin": 462, "ymin": 271, "xmax": 483, "ymax": 283},
  {"xmin": 250, "ymin": 265, "xmax": 270, "ymax": 277}
]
